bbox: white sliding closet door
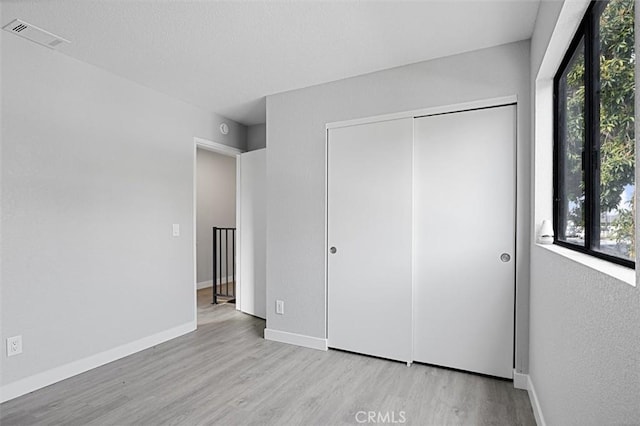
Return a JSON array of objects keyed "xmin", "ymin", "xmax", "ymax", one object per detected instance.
[
  {"xmin": 327, "ymin": 118, "xmax": 413, "ymax": 363},
  {"xmin": 413, "ymin": 105, "xmax": 516, "ymax": 378}
]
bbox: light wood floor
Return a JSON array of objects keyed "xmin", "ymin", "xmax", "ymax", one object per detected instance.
[
  {"xmin": 1, "ymin": 290, "xmax": 535, "ymax": 425},
  {"xmin": 198, "ymin": 286, "xmax": 235, "ymax": 317}
]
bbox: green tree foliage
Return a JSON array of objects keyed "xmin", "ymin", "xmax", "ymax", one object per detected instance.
[
  {"xmin": 564, "ymin": 0, "xmax": 635, "ymax": 257},
  {"xmin": 563, "ymin": 43, "xmax": 585, "ymax": 232},
  {"xmin": 600, "ymin": 0, "xmax": 635, "ymax": 257}
]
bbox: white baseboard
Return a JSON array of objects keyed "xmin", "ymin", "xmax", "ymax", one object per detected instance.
[
  {"xmin": 197, "ymin": 280, "xmax": 213, "ymax": 290},
  {"xmin": 510, "ymin": 371, "xmax": 546, "ymax": 426},
  {"xmin": 513, "ymin": 370, "xmax": 528, "ymax": 390},
  {"xmin": 527, "ymin": 375, "xmax": 547, "ymax": 426},
  {"xmin": 196, "ymin": 276, "xmax": 234, "ymax": 290},
  {"xmin": 0, "ymin": 321, "xmax": 196, "ymax": 403},
  {"xmin": 264, "ymin": 328, "xmax": 328, "ymax": 351}
]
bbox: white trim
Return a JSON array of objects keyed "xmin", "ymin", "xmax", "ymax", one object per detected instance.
[
  {"xmin": 197, "ymin": 279, "xmax": 213, "ymax": 290},
  {"xmin": 197, "ymin": 276, "xmax": 236, "ymax": 291},
  {"xmin": 513, "ymin": 370, "xmax": 528, "ymax": 390},
  {"xmin": 0, "ymin": 321, "xmax": 195, "ymax": 403},
  {"xmin": 235, "ymin": 155, "xmax": 243, "ymax": 311},
  {"xmin": 194, "ymin": 137, "xmax": 243, "ymax": 157},
  {"xmin": 193, "ymin": 137, "xmax": 245, "ymax": 320},
  {"xmin": 325, "ymin": 95, "xmax": 518, "ymax": 130},
  {"xmin": 527, "ymin": 375, "xmax": 547, "ymax": 426},
  {"xmin": 264, "ymin": 328, "xmax": 328, "ymax": 351},
  {"xmin": 410, "ymin": 118, "xmax": 415, "ymax": 364},
  {"xmin": 323, "ymin": 128, "xmax": 329, "ymax": 338},
  {"xmin": 192, "ymin": 142, "xmax": 198, "ymax": 324},
  {"xmin": 510, "ymin": 372, "xmax": 547, "ymax": 425}
]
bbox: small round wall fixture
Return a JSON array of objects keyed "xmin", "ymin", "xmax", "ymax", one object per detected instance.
[{"xmin": 219, "ymin": 123, "xmax": 229, "ymax": 135}]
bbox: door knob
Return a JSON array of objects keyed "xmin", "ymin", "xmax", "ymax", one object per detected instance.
[
  {"xmin": 330, "ymin": 247, "xmax": 337, "ymax": 254},
  {"xmin": 500, "ymin": 253, "xmax": 511, "ymax": 262}
]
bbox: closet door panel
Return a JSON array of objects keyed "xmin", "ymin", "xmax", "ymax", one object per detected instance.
[
  {"xmin": 413, "ymin": 105, "xmax": 516, "ymax": 378},
  {"xmin": 327, "ymin": 118, "xmax": 413, "ymax": 362}
]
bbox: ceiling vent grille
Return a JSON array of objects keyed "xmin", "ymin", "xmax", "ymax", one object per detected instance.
[{"xmin": 2, "ymin": 19, "xmax": 69, "ymax": 49}]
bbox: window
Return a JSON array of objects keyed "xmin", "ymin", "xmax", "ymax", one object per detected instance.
[{"xmin": 554, "ymin": 0, "xmax": 635, "ymax": 268}]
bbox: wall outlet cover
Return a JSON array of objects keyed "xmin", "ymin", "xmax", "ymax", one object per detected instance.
[{"xmin": 7, "ymin": 335, "xmax": 22, "ymax": 357}]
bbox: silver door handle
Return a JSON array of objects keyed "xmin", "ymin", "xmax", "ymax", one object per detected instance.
[
  {"xmin": 500, "ymin": 253, "xmax": 511, "ymax": 262},
  {"xmin": 330, "ymin": 247, "xmax": 337, "ymax": 254}
]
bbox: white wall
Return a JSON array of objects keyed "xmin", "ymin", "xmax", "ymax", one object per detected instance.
[
  {"xmin": 196, "ymin": 149, "xmax": 236, "ymax": 285},
  {"xmin": 529, "ymin": 248, "xmax": 639, "ymax": 424},
  {"xmin": 528, "ymin": 1, "xmax": 640, "ymax": 424},
  {"xmin": 0, "ymin": 10, "xmax": 4, "ymax": 390},
  {"xmin": 0, "ymin": 32, "xmax": 245, "ymax": 400},
  {"xmin": 247, "ymin": 123, "xmax": 266, "ymax": 151},
  {"xmin": 265, "ymin": 40, "xmax": 532, "ymax": 372}
]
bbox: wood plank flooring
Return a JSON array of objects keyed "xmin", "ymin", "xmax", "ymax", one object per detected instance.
[
  {"xmin": 1, "ymin": 290, "xmax": 535, "ymax": 425},
  {"xmin": 198, "ymin": 286, "xmax": 235, "ymax": 314}
]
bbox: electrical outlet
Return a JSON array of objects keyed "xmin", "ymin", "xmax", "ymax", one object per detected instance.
[
  {"xmin": 276, "ymin": 300, "xmax": 284, "ymax": 315},
  {"xmin": 7, "ymin": 335, "xmax": 22, "ymax": 357},
  {"xmin": 172, "ymin": 224, "xmax": 180, "ymax": 237}
]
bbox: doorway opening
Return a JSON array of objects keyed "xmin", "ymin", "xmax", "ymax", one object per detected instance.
[{"xmin": 194, "ymin": 138, "xmax": 241, "ymax": 326}]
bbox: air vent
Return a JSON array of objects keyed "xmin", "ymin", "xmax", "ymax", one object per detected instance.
[{"xmin": 2, "ymin": 19, "xmax": 69, "ymax": 49}]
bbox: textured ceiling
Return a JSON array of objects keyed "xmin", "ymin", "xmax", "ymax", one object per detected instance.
[{"xmin": 1, "ymin": 0, "xmax": 541, "ymax": 125}]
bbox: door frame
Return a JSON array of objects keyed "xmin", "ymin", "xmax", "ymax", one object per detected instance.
[
  {"xmin": 193, "ymin": 137, "xmax": 244, "ymax": 325},
  {"xmin": 324, "ymin": 95, "xmax": 518, "ymax": 365},
  {"xmin": 326, "ymin": 95, "xmax": 517, "ymax": 131}
]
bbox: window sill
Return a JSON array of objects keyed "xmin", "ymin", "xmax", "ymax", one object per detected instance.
[{"xmin": 535, "ymin": 243, "xmax": 636, "ymax": 287}]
